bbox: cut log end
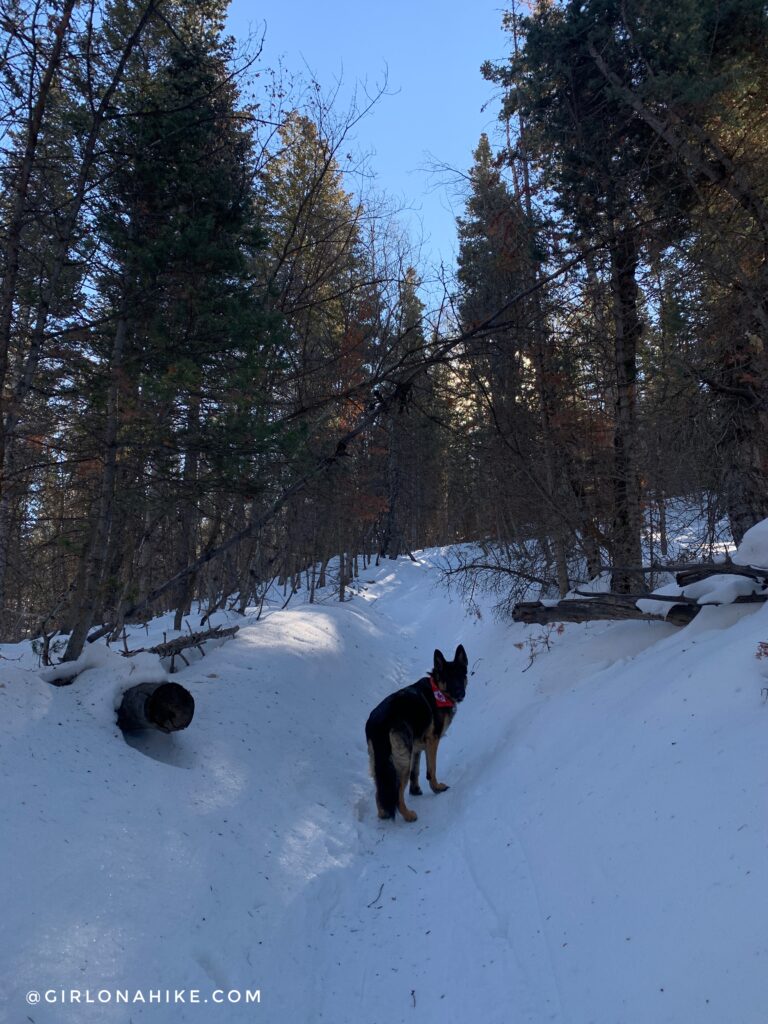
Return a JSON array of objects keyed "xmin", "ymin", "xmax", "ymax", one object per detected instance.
[{"xmin": 117, "ymin": 682, "xmax": 195, "ymax": 734}]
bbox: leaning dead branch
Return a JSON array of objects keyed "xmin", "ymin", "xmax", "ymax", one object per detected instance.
[{"xmin": 121, "ymin": 625, "xmax": 240, "ymax": 672}]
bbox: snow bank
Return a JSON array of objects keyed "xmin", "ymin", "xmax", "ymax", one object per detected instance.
[{"xmin": 733, "ymin": 516, "xmax": 768, "ymax": 567}]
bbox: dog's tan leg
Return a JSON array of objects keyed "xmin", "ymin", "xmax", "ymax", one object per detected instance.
[
  {"xmin": 409, "ymin": 750, "xmax": 423, "ymax": 795},
  {"xmin": 426, "ymin": 737, "xmax": 449, "ymax": 793},
  {"xmin": 390, "ymin": 731, "xmax": 418, "ymax": 821},
  {"xmin": 397, "ymin": 771, "xmax": 418, "ymax": 822}
]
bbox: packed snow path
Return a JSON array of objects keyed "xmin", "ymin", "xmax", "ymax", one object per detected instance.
[{"xmin": 2, "ymin": 551, "xmax": 768, "ymax": 1023}]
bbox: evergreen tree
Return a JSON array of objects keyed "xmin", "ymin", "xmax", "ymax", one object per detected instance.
[
  {"xmin": 575, "ymin": 0, "xmax": 768, "ymax": 543},
  {"xmin": 484, "ymin": 2, "xmax": 671, "ymax": 591},
  {"xmin": 62, "ymin": 0, "xmax": 282, "ymax": 658},
  {"xmin": 455, "ymin": 131, "xmax": 577, "ymax": 592}
]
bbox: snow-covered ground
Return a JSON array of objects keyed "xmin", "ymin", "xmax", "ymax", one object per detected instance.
[{"xmin": 2, "ymin": 542, "xmax": 768, "ymax": 1023}]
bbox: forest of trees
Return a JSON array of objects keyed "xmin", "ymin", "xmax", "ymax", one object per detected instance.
[{"xmin": 0, "ymin": 0, "xmax": 766, "ymax": 657}]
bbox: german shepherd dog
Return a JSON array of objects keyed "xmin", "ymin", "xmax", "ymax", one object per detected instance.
[{"xmin": 365, "ymin": 645, "xmax": 468, "ymax": 822}]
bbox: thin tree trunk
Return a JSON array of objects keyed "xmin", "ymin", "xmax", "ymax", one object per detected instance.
[
  {"xmin": 63, "ymin": 314, "xmax": 129, "ymax": 661},
  {"xmin": 173, "ymin": 395, "xmax": 201, "ymax": 630},
  {"xmin": 318, "ymin": 557, "xmax": 328, "ymax": 589},
  {"xmin": 609, "ymin": 227, "xmax": 645, "ymax": 594},
  {"xmin": 514, "ymin": 84, "xmax": 570, "ymax": 598},
  {"xmin": 338, "ymin": 552, "xmax": 346, "ymax": 602},
  {"xmin": 381, "ymin": 412, "xmax": 402, "ymax": 558},
  {"xmin": 658, "ymin": 491, "xmax": 668, "ymax": 558}
]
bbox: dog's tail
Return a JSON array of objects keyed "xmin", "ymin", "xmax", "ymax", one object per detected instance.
[{"xmin": 367, "ymin": 726, "xmax": 397, "ymax": 819}]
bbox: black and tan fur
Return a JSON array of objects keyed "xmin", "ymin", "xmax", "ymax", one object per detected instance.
[{"xmin": 365, "ymin": 645, "xmax": 468, "ymax": 822}]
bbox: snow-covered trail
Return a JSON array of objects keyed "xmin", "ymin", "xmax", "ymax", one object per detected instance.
[
  {"xmin": 3, "ymin": 549, "xmax": 768, "ymax": 1024},
  {"xmin": 250, "ymin": 556, "xmax": 678, "ymax": 1024},
  {"xmin": 261, "ymin": 555, "xmax": 568, "ymax": 1024}
]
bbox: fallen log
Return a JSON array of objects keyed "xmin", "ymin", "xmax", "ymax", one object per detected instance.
[
  {"xmin": 513, "ymin": 586, "xmax": 768, "ymax": 627},
  {"xmin": 573, "ymin": 590, "xmax": 701, "ymax": 605},
  {"xmin": 512, "ymin": 599, "xmax": 699, "ymax": 628},
  {"xmin": 116, "ymin": 682, "xmax": 195, "ymax": 733},
  {"xmin": 674, "ymin": 563, "xmax": 768, "ymax": 587}
]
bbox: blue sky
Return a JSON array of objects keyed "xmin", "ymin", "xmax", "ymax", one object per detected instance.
[{"xmin": 226, "ymin": 1, "xmax": 508, "ymax": 281}]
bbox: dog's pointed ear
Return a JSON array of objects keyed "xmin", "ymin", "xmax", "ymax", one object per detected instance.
[
  {"xmin": 433, "ymin": 649, "xmax": 446, "ymax": 672},
  {"xmin": 455, "ymin": 644, "xmax": 468, "ymax": 668}
]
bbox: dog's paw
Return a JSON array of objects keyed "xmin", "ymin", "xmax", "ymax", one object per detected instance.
[
  {"xmin": 409, "ymin": 784, "xmax": 423, "ymax": 796},
  {"xmin": 430, "ymin": 782, "xmax": 450, "ymax": 793},
  {"xmin": 401, "ymin": 808, "xmax": 418, "ymax": 822}
]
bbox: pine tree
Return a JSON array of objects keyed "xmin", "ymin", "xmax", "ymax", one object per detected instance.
[
  {"xmin": 62, "ymin": 0, "xmax": 281, "ymax": 659},
  {"xmin": 578, "ymin": 0, "xmax": 768, "ymax": 543},
  {"xmin": 484, "ymin": 3, "xmax": 668, "ymax": 591},
  {"xmin": 455, "ymin": 131, "xmax": 576, "ymax": 589}
]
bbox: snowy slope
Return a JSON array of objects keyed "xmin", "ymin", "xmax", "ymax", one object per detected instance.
[{"xmin": 2, "ymin": 550, "xmax": 768, "ymax": 1023}]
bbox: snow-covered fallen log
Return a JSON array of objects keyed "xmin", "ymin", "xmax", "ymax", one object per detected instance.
[
  {"xmin": 674, "ymin": 562, "xmax": 768, "ymax": 587},
  {"xmin": 116, "ymin": 681, "xmax": 195, "ymax": 733},
  {"xmin": 512, "ymin": 597, "xmax": 700, "ymax": 627},
  {"xmin": 514, "ymin": 570, "xmax": 768, "ymax": 628}
]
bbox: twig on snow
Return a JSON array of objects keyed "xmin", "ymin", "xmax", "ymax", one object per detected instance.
[{"xmin": 367, "ymin": 883, "xmax": 385, "ymax": 908}]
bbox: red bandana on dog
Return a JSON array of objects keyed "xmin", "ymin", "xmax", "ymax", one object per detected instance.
[{"xmin": 429, "ymin": 675, "xmax": 455, "ymax": 708}]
